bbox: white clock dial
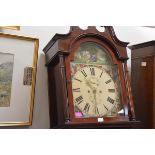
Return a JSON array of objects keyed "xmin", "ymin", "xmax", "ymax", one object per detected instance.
[{"xmin": 72, "ymin": 64, "xmax": 120, "ymax": 117}]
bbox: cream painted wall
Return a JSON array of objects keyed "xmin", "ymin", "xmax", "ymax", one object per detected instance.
[{"xmin": 1, "ymin": 26, "xmax": 155, "ymax": 128}]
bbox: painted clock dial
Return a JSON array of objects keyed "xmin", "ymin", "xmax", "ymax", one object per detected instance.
[{"xmin": 71, "ymin": 42, "xmax": 124, "ymax": 118}]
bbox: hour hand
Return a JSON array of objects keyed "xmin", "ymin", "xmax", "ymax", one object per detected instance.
[{"xmin": 85, "ymin": 79, "xmax": 94, "ymax": 90}]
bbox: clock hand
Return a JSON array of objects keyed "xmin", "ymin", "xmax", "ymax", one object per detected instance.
[
  {"xmin": 86, "ymin": 79, "xmax": 98, "ymax": 90},
  {"xmin": 85, "ymin": 79, "xmax": 94, "ymax": 90},
  {"xmin": 91, "ymin": 81, "xmax": 98, "ymax": 85},
  {"xmin": 85, "ymin": 79, "xmax": 99, "ymax": 115},
  {"xmin": 88, "ymin": 78, "xmax": 99, "ymax": 85},
  {"xmin": 86, "ymin": 80, "xmax": 97, "ymax": 103},
  {"xmin": 93, "ymin": 89, "xmax": 99, "ymax": 115}
]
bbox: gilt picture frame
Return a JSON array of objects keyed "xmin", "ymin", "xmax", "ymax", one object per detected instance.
[
  {"xmin": 0, "ymin": 33, "xmax": 39, "ymax": 126},
  {"xmin": 0, "ymin": 26, "xmax": 20, "ymax": 30}
]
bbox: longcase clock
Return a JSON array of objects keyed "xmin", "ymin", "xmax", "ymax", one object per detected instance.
[{"xmin": 43, "ymin": 26, "xmax": 140, "ymax": 128}]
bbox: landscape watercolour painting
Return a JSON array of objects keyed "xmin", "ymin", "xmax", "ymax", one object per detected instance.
[{"xmin": 0, "ymin": 53, "xmax": 14, "ymax": 107}]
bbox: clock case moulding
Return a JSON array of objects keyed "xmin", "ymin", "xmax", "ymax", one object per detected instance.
[{"xmin": 43, "ymin": 26, "xmax": 141, "ymax": 129}]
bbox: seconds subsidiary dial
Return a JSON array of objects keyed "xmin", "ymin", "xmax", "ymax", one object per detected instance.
[{"xmin": 72, "ymin": 64, "xmax": 120, "ymax": 118}]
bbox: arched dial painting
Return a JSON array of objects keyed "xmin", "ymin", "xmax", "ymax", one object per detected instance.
[
  {"xmin": 43, "ymin": 26, "xmax": 140, "ymax": 128},
  {"xmin": 71, "ymin": 42, "xmax": 122, "ymax": 118}
]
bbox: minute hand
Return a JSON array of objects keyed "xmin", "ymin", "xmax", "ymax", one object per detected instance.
[{"xmin": 85, "ymin": 80, "xmax": 98, "ymax": 114}]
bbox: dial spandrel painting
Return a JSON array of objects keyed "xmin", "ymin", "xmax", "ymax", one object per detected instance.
[
  {"xmin": 70, "ymin": 42, "xmax": 124, "ymax": 118},
  {"xmin": 0, "ymin": 53, "xmax": 14, "ymax": 107}
]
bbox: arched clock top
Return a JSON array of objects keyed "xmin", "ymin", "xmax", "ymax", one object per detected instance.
[
  {"xmin": 70, "ymin": 26, "xmax": 129, "ymax": 46},
  {"xmin": 68, "ymin": 26, "xmax": 129, "ymax": 61},
  {"xmin": 43, "ymin": 26, "xmax": 129, "ymax": 64},
  {"xmin": 68, "ymin": 35, "xmax": 126, "ymax": 64}
]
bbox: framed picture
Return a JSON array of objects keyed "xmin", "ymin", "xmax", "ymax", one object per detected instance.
[
  {"xmin": 0, "ymin": 33, "xmax": 39, "ymax": 126},
  {"xmin": 0, "ymin": 26, "xmax": 20, "ymax": 30}
]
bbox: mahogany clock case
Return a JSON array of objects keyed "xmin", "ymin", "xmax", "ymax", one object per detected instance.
[{"xmin": 43, "ymin": 26, "xmax": 141, "ymax": 129}]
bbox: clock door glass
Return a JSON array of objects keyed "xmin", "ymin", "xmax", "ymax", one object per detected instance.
[{"xmin": 70, "ymin": 42, "xmax": 124, "ymax": 118}]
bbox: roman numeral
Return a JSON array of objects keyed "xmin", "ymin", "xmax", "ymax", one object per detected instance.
[
  {"xmin": 103, "ymin": 104, "xmax": 108, "ymax": 111},
  {"xmin": 74, "ymin": 78, "xmax": 82, "ymax": 82},
  {"xmin": 105, "ymin": 79, "xmax": 112, "ymax": 84},
  {"xmin": 100, "ymin": 71, "xmax": 103, "ymax": 78},
  {"xmin": 107, "ymin": 97, "xmax": 115, "ymax": 104},
  {"xmin": 73, "ymin": 88, "xmax": 80, "ymax": 92},
  {"xmin": 83, "ymin": 103, "xmax": 90, "ymax": 113},
  {"xmin": 81, "ymin": 70, "xmax": 87, "ymax": 77},
  {"xmin": 90, "ymin": 67, "xmax": 95, "ymax": 76},
  {"xmin": 75, "ymin": 96, "xmax": 83, "ymax": 105},
  {"xmin": 108, "ymin": 89, "xmax": 115, "ymax": 93}
]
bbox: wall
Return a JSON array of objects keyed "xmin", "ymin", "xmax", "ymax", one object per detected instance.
[
  {"xmin": 1, "ymin": 26, "xmax": 155, "ymax": 128},
  {"xmin": 114, "ymin": 26, "xmax": 155, "ymax": 71}
]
